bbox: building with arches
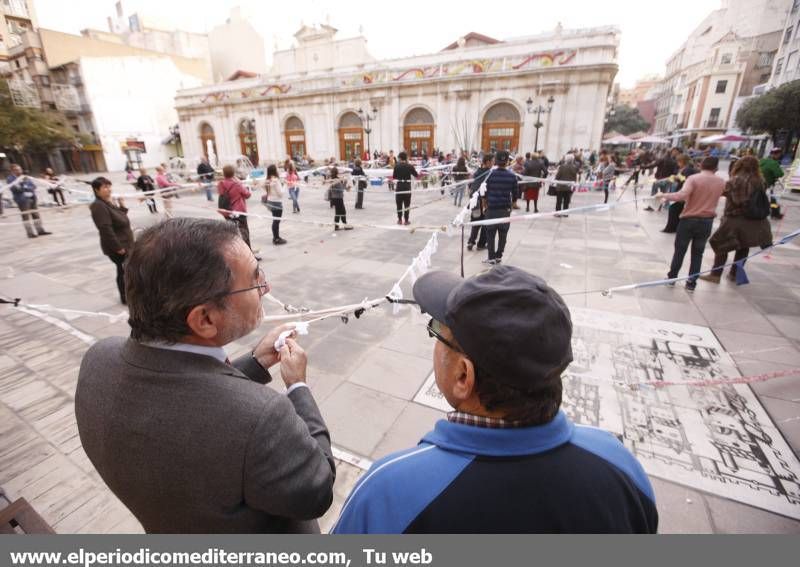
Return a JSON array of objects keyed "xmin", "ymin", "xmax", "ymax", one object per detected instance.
[{"xmin": 175, "ymin": 25, "xmax": 619, "ymax": 164}]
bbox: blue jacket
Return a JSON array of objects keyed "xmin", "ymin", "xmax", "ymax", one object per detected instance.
[
  {"xmin": 6, "ymin": 174, "xmax": 38, "ymax": 205},
  {"xmin": 332, "ymin": 411, "xmax": 657, "ymax": 533},
  {"xmin": 484, "ymin": 167, "xmax": 517, "ymax": 210}
]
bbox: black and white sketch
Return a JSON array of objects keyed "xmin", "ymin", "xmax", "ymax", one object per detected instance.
[{"xmin": 413, "ymin": 307, "xmax": 800, "ymax": 519}]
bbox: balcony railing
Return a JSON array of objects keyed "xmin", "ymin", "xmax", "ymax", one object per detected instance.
[
  {"xmin": 704, "ymin": 119, "xmax": 724, "ymax": 129},
  {"xmin": 3, "ymin": 0, "xmax": 30, "ymax": 18}
]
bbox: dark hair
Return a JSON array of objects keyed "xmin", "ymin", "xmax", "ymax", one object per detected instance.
[
  {"xmin": 731, "ymin": 155, "xmax": 762, "ymax": 179},
  {"xmin": 482, "ymin": 154, "xmax": 494, "ymax": 165},
  {"xmin": 222, "ymin": 165, "xmax": 235, "ymax": 178},
  {"xmin": 474, "ymin": 364, "xmax": 564, "ymax": 424},
  {"xmin": 125, "ymin": 218, "xmax": 241, "ymax": 343},
  {"xmin": 456, "ymin": 156, "xmax": 466, "ymax": 169},
  {"xmin": 91, "ymin": 176, "xmax": 112, "ymax": 192},
  {"xmin": 267, "ymin": 164, "xmax": 279, "ymax": 178},
  {"xmin": 525, "ymin": 152, "xmax": 531, "ymax": 159},
  {"xmin": 700, "ymin": 156, "xmax": 719, "ymax": 171},
  {"xmin": 329, "ymin": 166, "xmax": 339, "ymax": 179},
  {"xmin": 398, "ymin": 151, "xmax": 408, "ymax": 161}
]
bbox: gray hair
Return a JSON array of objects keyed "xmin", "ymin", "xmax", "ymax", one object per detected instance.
[
  {"xmin": 125, "ymin": 218, "xmax": 241, "ymax": 343},
  {"xmin": 564, "ymin": 154, "xmax": 575, "ymax": 164}
]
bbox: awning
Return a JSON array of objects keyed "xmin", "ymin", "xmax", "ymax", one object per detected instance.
[
  {"xmin": 637, "ymin": 135, "xmax": 671, "ymax": 144},
  {"xmin": 698, "ymin": 134, "xmax": 748, "ymax": 144},
  {"xmin": 603, "ymin": 134, "xmax": 633, "ymax": 144}
]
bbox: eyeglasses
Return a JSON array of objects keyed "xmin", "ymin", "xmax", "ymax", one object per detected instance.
[
  {"xmin": 427, "ymin": 318, "xmax": 464, "ymax": 354},
  {"xmin": 221, "ymin": 267, "xmax": 270, "ymax": 298}
]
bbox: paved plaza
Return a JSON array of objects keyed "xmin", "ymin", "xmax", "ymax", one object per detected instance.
[{"xmin": 1, "ymin": 172, "xmax": 799, "ymax": 533}]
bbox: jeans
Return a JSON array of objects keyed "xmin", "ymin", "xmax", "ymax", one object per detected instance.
[
  {"xmin": 202, "ymin": 183, "xmax": 214, "ymax": 202},
  {"xmin": 667, "ymin": 217, "xmax": 713, "ymax": 283},
  {"xmin": 265, "ymin": 201, "xmax": 282, "ymax": 239},
  {"xmin": 108, "ymin": 252, "xmax": 127, "ymax": 303},
  {"xmin": 331, "ymin": 197, "xmax": 347, "ymax": 225},
  {"xmin": 453, "ymin": 186, "xmax": 464, "ymax": 207},
  {"xmin": 288, "ymin": 187, "xmax": 300, "ymax": 212},
  {"xmin": 712, "ymin": 248, "xmax": 749, "ymax": 276},
  {"xmin": 396, "ymin": 193, "xmax": 411, "ymax": 222},
  {"xmin": 485, "ymin": 208, "xmax": 510, "ymax": 260},
  {"xmin": 355, "ymin": 183, "xmax": 366, "ymax": 208},
  {"xmin": 18, "ymin": 199, "xmax": 45, "ymax": 236},
  {"xmin": 555, "ymin": 191, "xmax": 571, "ymax": 212},
  {"xmin": 229, "ymin": 215, "xmax": 252, "ymax": 248}
]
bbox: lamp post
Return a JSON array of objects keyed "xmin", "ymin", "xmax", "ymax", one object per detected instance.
[
  {"xmin": 525, "ymin": 95, "xmax": 555, "ymax": 153},
  {"xmin": 358, "ymin": 106, "xmax": 378, "ymax": 158}
]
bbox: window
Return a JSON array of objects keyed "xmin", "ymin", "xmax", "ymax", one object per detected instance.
[
  {"xmin": 757, "ymin": 52, "xmax": 775, "ymax": 68},
  {"xmin": 776, "ymin": 58, "xmax": 784, "ymax": 75},
  {"xmin": 793, "ymin": 0, "xmax": 799, "ymax": 12},
  {"xmin": 785, "ymin": 26, "xmax": 794, "ymax": 45},
  {"xmin": 708, "ymin": 108, "xmax": 721, "ymax": 127},
  {"xmin": 760, "ymin": 73, "xmax": 771, "ymax": 83},
  {"xmin": 720, "ymin": 53, "xmax": 732, "ymax": 64},
  {"xmin": 715, "ymin": 80, "xmax": 728, "ymax": 93},
  {"xmin": 787, "ymin": 51, "xmax": 798, "ymax": 73}
]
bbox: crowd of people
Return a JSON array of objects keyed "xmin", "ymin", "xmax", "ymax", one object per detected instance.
[{"xmin": 0, "ymin": 136, "xmax": 791, "ymax": 535}]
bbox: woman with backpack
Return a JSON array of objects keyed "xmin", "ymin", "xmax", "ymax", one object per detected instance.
[
  {"xmin": 700, "ymin": 156, "xmax": 772, "ymax": 283},
  {"xmin": 263, "ymin": 164, "xmax": 287, "ymax": 245},
  {"xmin": 217, "ymin": 165, "xmax": 260, "ymax": 257}
]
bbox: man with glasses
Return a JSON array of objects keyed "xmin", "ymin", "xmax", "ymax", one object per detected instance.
[
  {"xmin": 75, "ymin": 218, "xmax": 335, "ymax": 533},
  {"xmin": 333, "ymin": 266, "xmax": 657, "ymax": 533}
]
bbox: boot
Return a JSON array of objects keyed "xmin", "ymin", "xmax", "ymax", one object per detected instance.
[{"xmin": 698, "ymin": 274, "xmax": 721, "ymax": 284}]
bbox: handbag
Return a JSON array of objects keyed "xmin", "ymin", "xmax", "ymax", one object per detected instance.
[{"xmin": 547, "ymin": 185, "xmax": 556, "ymax": 196}]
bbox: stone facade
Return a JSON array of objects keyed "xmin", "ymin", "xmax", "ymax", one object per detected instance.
[{"xmin": 175, "ymin": 26, "xmax": 619, "ymax": 165}]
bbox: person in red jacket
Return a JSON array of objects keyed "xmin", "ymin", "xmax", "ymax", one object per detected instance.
[{"xmin": 218, "ymin": 165, "xmax": 260, "ymax": 261}]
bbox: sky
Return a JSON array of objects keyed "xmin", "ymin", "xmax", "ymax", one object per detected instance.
[{"xmin": 34, "ymin": 0, "xmax": 724, "ymax": 88}]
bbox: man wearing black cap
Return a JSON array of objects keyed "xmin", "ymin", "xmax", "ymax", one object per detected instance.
[
  {"xmin": 332, "ymin": 266, "xmax": 658, "ymax": 534},
  {"xmin": 482, "ymin": 150, "xmax": 517, "ymax": 265}
]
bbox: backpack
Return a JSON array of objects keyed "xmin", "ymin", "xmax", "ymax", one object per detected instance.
[
  {"xmin": 744, "ymin": 187, "xmax": 770, "ymax": 220},
  {"xmin": 218, "ymin": 185, "xmax": 231, "ymax": 218}
]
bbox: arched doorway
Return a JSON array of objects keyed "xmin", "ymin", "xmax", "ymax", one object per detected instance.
[
  {"xmin": 481, "ymin": 102, "xmax": 520, "ymax": 153},
  {"xmin": 338, "ymin": 112, "xmax": 363, "ymax": 161},
  {"xmin": 199, "ymin": 122, "xmax": 217, "ymax": 162},
  {"xmin": 238, "ymin": 118, "xmax": 259, "ymax": 165},
  {"xmin": 284, "ymin": 116, "xmax": 306, "ymax": 160},
  {"xmin": 403, "ymin": 107, "xmax": 434, "ymax": 157}
]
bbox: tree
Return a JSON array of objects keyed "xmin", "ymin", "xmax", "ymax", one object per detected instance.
[
  {"xmin": 0, "ymin": 80, "xmax": 79, "ymax": 158},
  {"xmin": 603, "ymin": 106, "xmax": 651, "ymax": 135},
  {"xmin": 736, "ymin": 80, "xmax": 800, "ymax": 149}
]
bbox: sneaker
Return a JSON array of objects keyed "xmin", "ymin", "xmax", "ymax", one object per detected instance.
[
  {"xmin": 273, "ymin": 238, "xmax": 287, "ymax": 245},
  {"xmin": 644, "ymin": 206, "xmax": 655, "ymax": 212},
  {"xmin": 38, "ymin": 231, "xmax": 53, "ymax": 236},
  {"xmin": 397, "ymin": 220, "xmax": 402, "ymax": 225},
  {"xmin": 685, "ymin": 281, "xmax": 696, "ymax": 293},
  {"xmin": 334, "ymin": 226, "xmax": 340, "ymax": 231},
  {"xmin": 404, "ymin": 220, "xmax": 411, "ymax": 226},
  {"xmin": 342, "ymin": 224, "xmax": 354, "ymax": 231},
  {"xmin": 698, "ymin": 274, "xmax": 721, "ymax": 284},
  {"xmin": 27, "ymin": 233, "xmax": 37, "ymax": 238},
  {"xmin": 481, "ymin": 258, "xmax": 497, "ymax": 265},
  {"xmin": 467, "ymin": 243, "xmax": 474, "ymax": 251}
]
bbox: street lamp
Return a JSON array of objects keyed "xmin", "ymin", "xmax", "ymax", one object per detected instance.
[
  {"xmin": 358, "ymin": 106, "xmax": 378, "ymax": 157},
  {"xmin": 525, "ymin": 95, "xmax": 555, "ymax": 152}
]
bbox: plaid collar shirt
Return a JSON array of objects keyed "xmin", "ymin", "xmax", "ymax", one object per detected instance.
[{"xmin": 447, "ymin": 411, "xmax": 531, "ymax": 429}]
